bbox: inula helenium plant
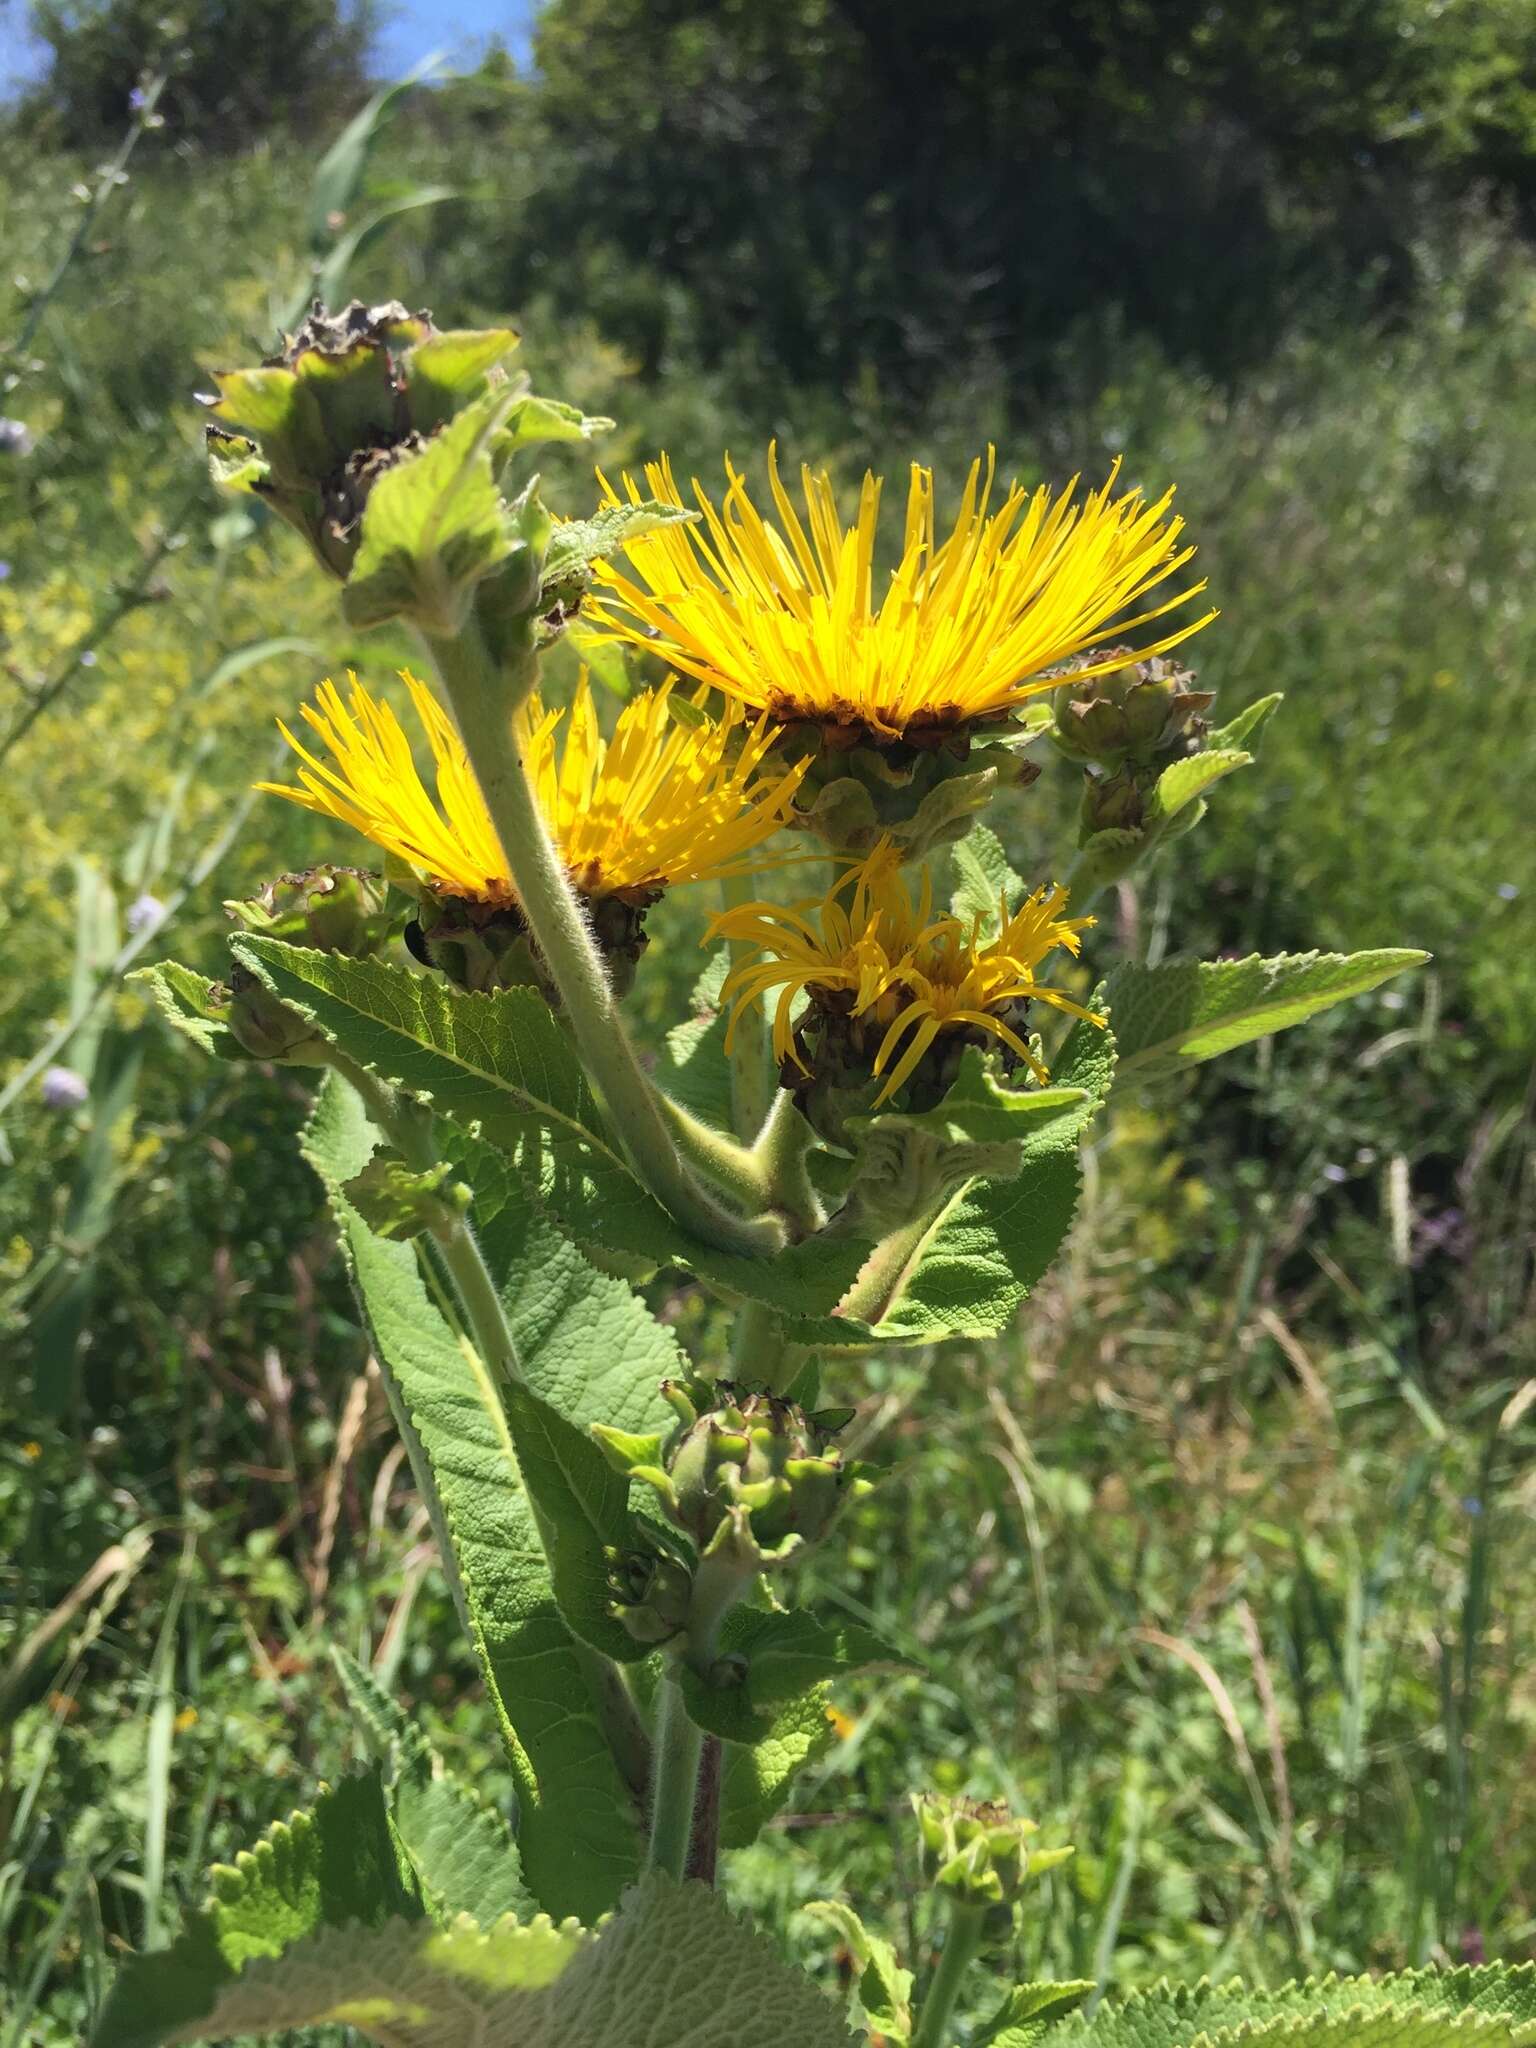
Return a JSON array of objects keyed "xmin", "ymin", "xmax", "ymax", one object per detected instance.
[{"xmin": 95, "ymin": 301, "xmax": 1512, "ymax": 2048}]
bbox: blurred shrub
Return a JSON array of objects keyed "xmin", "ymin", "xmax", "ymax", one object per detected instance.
[{"xmin": 19, "ymin": 0, "xmax": 377, "ymax": 148}]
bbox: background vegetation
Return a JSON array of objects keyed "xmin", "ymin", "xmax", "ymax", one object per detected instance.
[{"xmin": 1, "ymin": 1, "xmax": 1533, "ymax": 2038}]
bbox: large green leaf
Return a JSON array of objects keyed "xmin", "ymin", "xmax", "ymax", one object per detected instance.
[
  {"xmin": 99, "ymin": 1875, "xmax": 857, "ymax": 2048},
  {"xmin": 331, "ymin": 1647, "xmax": 536, "ymax": 1928},
  {"xmin": 791, "ymin": 1011, "xmax": 1116, "ymax": 1350},
  {"xmin": 343, "ymin": 393, "xmax": 525, "ymax": 633},
  {"xmin": 92, "ymin": 1772, "xmax": 417, "ymax": 2048},
  {"xmin": 681, "ymin": 1608, "xmax": 912, "ymax": 1744},
  {"xmin": 721, "ymin": 1683, "xmax": 835, "ymax": 1851},
  {"xmin": 1107, "ymin": 948, "xmax": 1429, "ymax": 1082},
  {"xmin": 1066, "ymin": 1965, "xmax": 1536, "ymax": 2047},
  {"xmin": 237, "ymin": 939, "xmax": 869, "ymax": 1315},
  {"xmin": 303, "ymin": 1076, "xmax": 643, "ymax": 1922},
  {"xmin": 500, "ymin": 1381, "xmax": 644, "ymax": 1663}
]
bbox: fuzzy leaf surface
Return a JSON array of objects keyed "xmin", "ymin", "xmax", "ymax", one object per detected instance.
[
  {"xmin": 303, "ymin": 1076, "xmax": 642, "ymax": 1921},
  {"xmin": 949, "ymin": 823, "xmax": 1026, "ymax": 940},
  {"xmin": 92, "ymin": 1772, "xmax": 416, "ymax": 2048},
  {"xmin": 1064, "ymin": 1966, "xmax": 1536, "ymax": 2048},
  {"xmin": 681, "ymin": 1607, "xmax": 912, "ymax": 1743},
  {"xmin": 343, "ymin": 394, "xmax": 521, "ymax": 632},
  {"xmin": 1108, "ymin": 949, "xmax": 1429, "ymax": 1081},
  {"xmin": 104, "ymin": 1874, "xmax": 856, "ymax": 2048},
  {"xmin": 804, "ymin": 1900, "xmax": 914, "ymax": 2040},
  {"xmin": 331, "ymin": 1647, "xmax": 535, "ymax": 1928},
  {"xmin": 131, "ymin": 962, "xmax": 253, "ymax": 1061},
  {"xmin": 239, "ymin": 940, "xmax": 869, "ymax": 1314}
]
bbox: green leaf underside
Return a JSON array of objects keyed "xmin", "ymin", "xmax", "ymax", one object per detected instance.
[
  {"xmin": 804, "ymin": 1900, "xmax": 914, "ymax": 2039},
  {"xmin": 91, "ymin": 1772, "xmax": 416, "ymax": 2048},
  {"xmin": 976, "ymin": 1979, "xmax": 1096, "ymax": 2046},
  {"xmin": 848, "ymin": 1047, "xmax": 1088, "ymax": 1149},
  {"xmin": 302, "ymin": 1075, "xmax": 642, "ymax": 1922},
  {"xmin": 682, "ymin": 1608, "xmax": 912, "ymax": 1744},
  {"xmin": 1208, "ymin": 691, "xmax": 1283, "ymax": 752},
  {"xmin": 721, "ymin": 1682, "xmax": 835, "ymax": 1851},
  {"xmin": 543, "ymin": 499, "xmax": 694, "ymax": 596},
  {"xmin": 237, "ymin": 940, "xmax": 870, "ymax": 1315},
  {"xmin": 1107, "ymin": 949, "xmax": 1430, "ymax": 1081},
  {"xmin": 788, "ymin": 1010, "xmax": 1116, "ymax": 1349},
  {"xmin": 131, "ymin": 962, "xmax": 252, "ymax": 1060},
  {"xmin": 1064, "ymin": 1965, "xmax": 1536, "ymax": 2047},
  {"xmin": 102, "ymin": 1874, "xmax": 857, "ymax": 2048},
  {"xmin": 1149, "ymin": 747, "xmax": 1251, "ymax": 822},
  {"xmin": 501, "ymin": 1381, "xmax": 643, "ymax": 1662},
  {"xmin": 331, "ymin": 1647, "xmax": 536, "ymax": 1928},
  {"xmin": 949, "ymin": 823, "xmax": 1026, "ymax": 940},
  {"xmin": 343, "ymin": 393, "xmax": 518, "ymax": 632}
]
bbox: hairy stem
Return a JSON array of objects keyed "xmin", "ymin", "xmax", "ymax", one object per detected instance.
[
  {"xmin": 423, "ymin": 620, "xmax": 783, "ymax": 1259},
  {"xmin": 729, "ymin": 1298, "xmax": 805, "ymax": 1394},
  {"xmin": 911, "ymin": 1900, "xmax": 988, "ymax": 2048},
  {"xmin": 325, "ymin": 1050, "xmax": 522, "ymax": 1387},
  {"xmin": 662, "ymin": 1087, "xmax": 822, "ymax": 1237},
  {"xmin": 646, "ymin": 1673, "xmax": 704, "ymax": 1880}
]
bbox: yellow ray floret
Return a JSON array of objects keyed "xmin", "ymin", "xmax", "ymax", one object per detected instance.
[
  {"xmin": 258, "ymin": 669, "xmax": 805, "ymax": 905},
  {"xmin": 590, "ymin": 446, "xmax": 1216, "ymax": 742},
  {"xmin": 708, "ymin": 844, "xmax": 1105, "ymax": 1105}
]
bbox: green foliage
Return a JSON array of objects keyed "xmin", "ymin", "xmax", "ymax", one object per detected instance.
[
  {"xmin": 301, "ymin": 1074, "xmax": 646, "ymax": 1922},
  {"xmin": 1064, "ymin": 1966, "xmax": 1536, "ymax": 2046},
  {"xmin": 232, "ymin": 939, "xmax": 872, "ymax": 1316},
  {"xmin": 90, "ymin": 1874, "xmax": 856, "ymax": 2048},
  {"xmin": 331, "ymin": 1648, "xmax": 536, "ymax": 1927},
  {"xmin": 92, "ymin": 1770, "xmax": 417, "ymax": 2048},
  {"xmin": 680, "ymin": 1608, "xmax": 911, "ymax": 1745},
  {"xmin": 1108, "ymin": 949, "xmax": 1429, "ymax": 1081}
]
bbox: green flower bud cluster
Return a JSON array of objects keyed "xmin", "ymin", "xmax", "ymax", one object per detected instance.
[
  {"xmin": 202, "ymin": 300, "xmax": 515, "ymax": 581},
  {"xmin": 1054, "ymin": 649, "xmax": 1214, "ymax": 840},
  {"xmin": 1053, "ymin": 649, "xmax": 1213, "ymax": 770},
  {"xmin": 593, "ymin": 1379, "xmax": 871, "ymax": 1648},
  {"xmin": 914, "ymin": 1794, "xmax": 1074, "ymax": 1929},
  {"xmin": 785, "ymin": 717, "xmax": 1043, "ymax": 863},
  {"xmin": 226, "ymin": 865, "xmax": 392, "ymax": 959}
]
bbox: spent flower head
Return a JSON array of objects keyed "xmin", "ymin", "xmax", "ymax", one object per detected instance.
[{"xmin": 709, "ymin": 842, "xmax": 1102, "ymax": 1116}]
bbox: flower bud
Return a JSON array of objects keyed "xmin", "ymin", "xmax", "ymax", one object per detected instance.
[
  {"xmin": 784, "ymin": 720, "xmax": 1042, "ymax": 864},
  {"xmin": 914, "ymin": 1794, "xmax": 1073, "ymax": 1928},
  {"xmin": 1079, "ymin": 765, "xmax": 1151, "ymax": 837},
  {"xmin": 597, "ymin": 1378, "xmax": 871, "ymax": 1572},
  {"xmin": 1053, "ymin": 649, "xmax": 1213, "ymax": 768},
  {"xmin": 227, "ymin": 866, "xmax": 391, "ymax": 959},
  {"xmin": 201, "ymin": 300, "xmax": 517, "ymax": 583},
  {"xmin": 605, "ymin": 1541, "xmax": 694, "ymax": 1647}
]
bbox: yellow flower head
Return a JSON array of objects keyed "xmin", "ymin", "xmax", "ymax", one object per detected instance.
[
  {"xmin": 258, "ymin": 669, "xmax": 805, "ymax": 906},
  {"xmin": 590, "ymin": 446, "xmax": 1215, "ymax": 745},
  {"xmin": 709, "ymin": 844, "xmax": 1103, "ymax": 1106}
]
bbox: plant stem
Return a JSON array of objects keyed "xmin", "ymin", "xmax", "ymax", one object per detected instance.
[
  {"xmin": 423, "ymin": 621, "xmax": 783, "ymax": 1260},
  {"xmin": 729, "ymin": 1298, "xmax": 804, "ymax": 1395},
  {"xmin": 912, "ymin": 1901, "xmax": 988, "ymax": 2048},
  {"xmin": 324, "ymin": 1050, "xmax": 523, "ymax": 1388},
  {"xmin": 662, "ymin": 1087, "xmax": 822, "ymax": 1237},
  {"xmin": 647, "ymin": 1672, "xmax": 704, "ymax": 1880}
]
